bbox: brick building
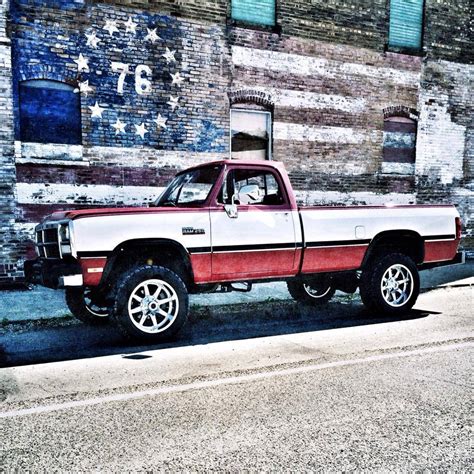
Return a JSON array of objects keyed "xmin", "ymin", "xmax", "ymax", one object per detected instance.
[{"xmin": 0, "ymin": 0, "xmax": 472, "ymax": 284}]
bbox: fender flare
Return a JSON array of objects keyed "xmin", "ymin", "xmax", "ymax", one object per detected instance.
[{"xmin": 99, "ymin": 238, "xmax": 194, "ymax": 288}]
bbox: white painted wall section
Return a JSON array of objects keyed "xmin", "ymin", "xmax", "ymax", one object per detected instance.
[
  {"xmin": 232, "ymin": 46, "xmax": 421, "ymax": 87},
  {"xmin": 16, "ymin": 183, "xmax": 165, "ymax": 206}
]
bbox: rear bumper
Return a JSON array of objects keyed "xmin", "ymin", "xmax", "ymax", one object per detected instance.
[
  {"xmin": 419, "ymin": 251, "xmax": 465, "ymax": 271},
  {"xmin": 24, "ymin": 258, "xmax": 83, "ymax": 289}
]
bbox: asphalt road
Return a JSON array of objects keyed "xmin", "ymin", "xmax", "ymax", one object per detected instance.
[{"xmin": 1, "ymin": 283, "xmax": 473, "ymax": 470}]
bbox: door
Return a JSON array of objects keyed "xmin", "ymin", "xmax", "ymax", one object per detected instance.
[{"xmin": 210, "ymin": 166, "xmax": 298, "ymax": 281}]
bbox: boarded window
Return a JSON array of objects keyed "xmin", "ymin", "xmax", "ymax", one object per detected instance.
[
  {"xmin": 231, "ymin": 0, "xmax": 276, "ymax": 26},
  {"xmin": 19, "ymin": 80, "xmax": 82, "ymax": 145},
  {"xmin": 388, "ymin": 0, "xmax": 424, "ymax": 50},
  {"xmin": 231, "ymin": 109, "xmax": 271, "ymax": 160},
  {"xmin": 382, "ymin": 116, "xmax": 417, "ymax": 174}
]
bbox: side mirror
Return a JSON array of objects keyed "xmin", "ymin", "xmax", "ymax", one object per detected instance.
[
  {"xmin": 237, "ymin": 184, "xmax": 261, "ymax": 205},
  {"xmin": 224, "ymin": 203, "xmax": 238, "ymax": 219}
]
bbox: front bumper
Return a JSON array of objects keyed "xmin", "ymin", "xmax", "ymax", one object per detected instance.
[
  {"xmin": 24, "ymin": 258, "xmax": 83, "ymax": 289},
  {"xmin": 419, "ymin": 251, "xmax": 465, "ymax": 271}
]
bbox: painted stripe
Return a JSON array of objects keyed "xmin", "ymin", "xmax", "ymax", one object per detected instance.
[
  {"xmin": 384, "ymin": 121, "xmax": 417, "ymax": 133},
  {"xmin": 16, "ymin": 163, "xmax": 178, "ymax": 187},
  {"xmin": 423, "ymin": 235, "xmax": 456, "ymax": 241},
  {"xmin": 188, "ymin": 242, "xmax": 299, "ymax": 254},
  {"xmin": 383, "ymin": 147, "xmax": 416, "ymax": 163},
  {"xmin": 273, "ymin": 122, "xmax": 379, "ymax": 144},
  {"xmin": 380, "ymin": 162, "xmax": 415, "ymax": 175},
  {"xmin": 214, "ymin": 242, "xmax": 297, "ymax": 252},
  {"xmin": 16, "ymin": 144, "xmax": 227, "ymax": 169},
  {"xmin": 16, "ymin": 183, "xmax": 165, "ymax": 206},
  {"xmin": 294, "ymin": 190, "xmax": 416, "ymax": 206},
  {"xmin": 232, "ymin": 46, "xmax": 421, "ymax": 86},
  {"xmin": 77, "ymin": 251, "xmax": 112, "ymax": 258},
  {"xmin": 306, "ymin": 239, "xmax": 371, "ymax": 248},
  {"xmin": 231, "ymin": 85, "xmax": 367, "ymax": 112},
  {"xmin": 1, "ymin": 341, "xmax": 470, "ymax": 419},
  {"xmin": 302, "ymin": 244, "xmax": 368, "ymax": 273}
]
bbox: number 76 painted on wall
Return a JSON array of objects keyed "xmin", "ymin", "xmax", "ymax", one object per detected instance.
[{"xmin": 111, "ymin": 62, "xmax": 152, "ymax": 95}]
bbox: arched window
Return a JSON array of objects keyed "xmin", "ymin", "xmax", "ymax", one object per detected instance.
[
  {"xmin": 382, "ymin": 115, "xmax": 417, "ymax": 174},
  {"xmin": 231, "ymin": 104, "xmax": 272, "ymax": 160},
  {"xmin": 19, "ymin": 80, "xmax": 81, "ymax": 144}
]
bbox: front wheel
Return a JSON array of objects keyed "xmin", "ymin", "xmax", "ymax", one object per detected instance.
[
  {"xmin": 359, "ymin": 253, "xmax": 420, "ymax": 315},
  {"xmin": 112, "ymin": 264, "xmax": 189, "ymax": 342},
  {"xmin": 287, "ymin": 277, "xmax": 336, "ymax": 306},
  {"xmin": 65, "ymin": 287, "xmax": 110, "ymax": 324}
]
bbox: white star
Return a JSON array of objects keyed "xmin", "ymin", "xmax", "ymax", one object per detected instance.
[
  {"xmin": 124, "ymin": 17, "xmax": 137, "ymax": 34},
  {"xmin": 134, "ymin": 123, "xmax": 148, "ymax": 139},
  {"xmin": 153, "ymin": 114, "xmax": 167, "ymax": 129},
  {"xmin": 162, "ymin": 47, "xmax": 176, "ymax": 63},
  {"xmin": 85, "ymin": 31, "xmax": 101, "ymax": 49},
  {"xmin": 144, "ymin": 28, "xmax": 160, "ymax": 43},
  {"xmin": 111, "ymin": 118, "xmax": 126, "ymax": 135},
  {"xmin": 88, "ymin": 101, "xmax": 105, "ymax": 119},
  {"xmin": 74, "ymin": 80, "xmax": 93, "ymax": 96},
  {"xmin": 103, "ymin": 19, "xmax": 119, "ymax": 37},
  {"xmin": 170, "ymin": 71, "xmax": 184, "ymax": 86},
  {"xmin": 74, "ymin": 53, "xmax": 89, "ymax": 72},
  {"xmin": 167, "ymin": 96, "xmax": 180, "ymax": 111}
]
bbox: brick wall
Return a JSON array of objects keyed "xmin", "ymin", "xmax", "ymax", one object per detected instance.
[
  {"xmin": 0, "ymin": 0, "xmax": 24, "ymax": 284},
  {"xmin": 0, "ymin": 0, "xmax": 472, "ymax": 284},
  {"xmin": 416, "ymin": 59, "xmax": 473, "ymax": 251}
]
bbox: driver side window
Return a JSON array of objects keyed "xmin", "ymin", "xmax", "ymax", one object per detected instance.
[{"xmin": 218, "ymin": 168, "xmax": 284, "ymax": 206}]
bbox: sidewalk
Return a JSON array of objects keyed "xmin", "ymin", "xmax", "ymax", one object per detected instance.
[{"xmin": 1, "ymin": 262, "xmax": 472, "ymax": 324}]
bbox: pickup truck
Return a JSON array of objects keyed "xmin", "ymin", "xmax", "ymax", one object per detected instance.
[{"xmin": 25, "ymin": 160, "xmax": 464, "ymax": 342}]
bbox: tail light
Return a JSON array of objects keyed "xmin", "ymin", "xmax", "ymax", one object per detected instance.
[{"xmin": 455, "ymin": 217, "xmax": 462, "ymax": 240}]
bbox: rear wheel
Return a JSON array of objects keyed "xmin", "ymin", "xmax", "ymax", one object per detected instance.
[
  {"xmin": 112, "ymin": 264, "xmax": 189, "ymax": 342},
  {"xmin": 287, "ymin": 276, "xmax": 335, "ymax": 306},
  {"xmin": 65, "ymin": 287, "xmax": 110, "ymax": 324},
  {"xmin": 359, "ymin": 253, "xmax": 420, "ymax": 314}
]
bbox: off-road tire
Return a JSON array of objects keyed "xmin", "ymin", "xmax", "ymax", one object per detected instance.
[
  {"xmin": 112, "ymin": 264, "xmax": 189, "ymax": 343},
  {"xmin": 287, "ymin": 278, "xmax": 336, "ymax": 306},
  {"xmin": 65, "ymin": 287, "xmax": 110, "ymax": 324},
  {"xmin": 359, "ymin": 252, "xmax": 420, "ymax": 315}
]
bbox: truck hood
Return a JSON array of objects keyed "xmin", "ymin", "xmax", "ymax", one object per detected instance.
[{"xmin": 44, "ymin": 206, "xmax": 203, "ymax": 222}]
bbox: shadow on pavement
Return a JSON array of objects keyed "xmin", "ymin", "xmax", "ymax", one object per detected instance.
[{"xmin": 0, "ymin": 298, "xmax": 438, "ymax": 368}]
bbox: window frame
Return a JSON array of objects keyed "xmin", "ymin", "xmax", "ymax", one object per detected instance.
[
  {"xmin": 211, "ymin": 164, "xmax": 291, "ymax": 210},
  {"xmin": 230, "ymin": 108, "xmax": 273, "ymax": 161}
]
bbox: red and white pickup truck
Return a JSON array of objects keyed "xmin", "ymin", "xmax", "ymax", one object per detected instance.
[{"xmin": 25, "ymin": 160, "xmax": 464, "ymax": 341}]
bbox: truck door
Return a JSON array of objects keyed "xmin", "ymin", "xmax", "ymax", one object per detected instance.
[{"xmin": 210, "ymin": 166, "xmax": 298, "ymax": 280}]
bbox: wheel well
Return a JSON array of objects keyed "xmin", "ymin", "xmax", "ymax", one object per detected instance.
[
  {"xmin": 100, "ymin": 239, "xmax": 194, "ymax": 290},
  {"xmin": 362, "ymin": 231, "xmax": 424, "ymax": 268}
]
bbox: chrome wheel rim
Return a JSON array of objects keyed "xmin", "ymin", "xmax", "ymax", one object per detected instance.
[
  {"xmin": 381, "ymin": 264, "xmax": 414, "ymax": 307},
  {"xmin": 303, "ymin": 282, "xmax": 332, "ymax": 299},
  {"xmin": 84, "ymin": 288, "xmax": 109, "ymax": 318},
  {"xmin": 127, "ymin": 279, "xmax": 179, "ymax": 334}
]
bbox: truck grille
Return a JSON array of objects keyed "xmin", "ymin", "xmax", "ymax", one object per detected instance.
[{"xmin": 36, "ymin": 226, "xmax": 61, "ymax": 259}]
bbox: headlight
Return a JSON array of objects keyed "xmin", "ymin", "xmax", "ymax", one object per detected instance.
[{"xmin": 59, "ymin": 223, "xmax": 70, "ymax": 242}]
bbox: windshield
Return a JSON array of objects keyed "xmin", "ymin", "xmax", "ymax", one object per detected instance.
[{"xmin": 155, "ymin": 165, "xmax": 221, "ymax": 207}]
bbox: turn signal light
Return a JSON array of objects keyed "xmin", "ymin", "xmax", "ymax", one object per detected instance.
[{"xmin": 455, "ymin": 217, "xmax": 462, "ymax": 240}]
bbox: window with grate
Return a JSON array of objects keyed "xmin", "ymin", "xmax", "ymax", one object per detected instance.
[
  {"xmin": 231, "ymin": 0, "xmax": 276, "ymax": 27},
  {"xmin": 388, "ymin": 0, "xmax": 424, "ymax": 52},
  {"xmin": 19, "ymin": 79, "xmax": 82, "ymax": 145}
]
